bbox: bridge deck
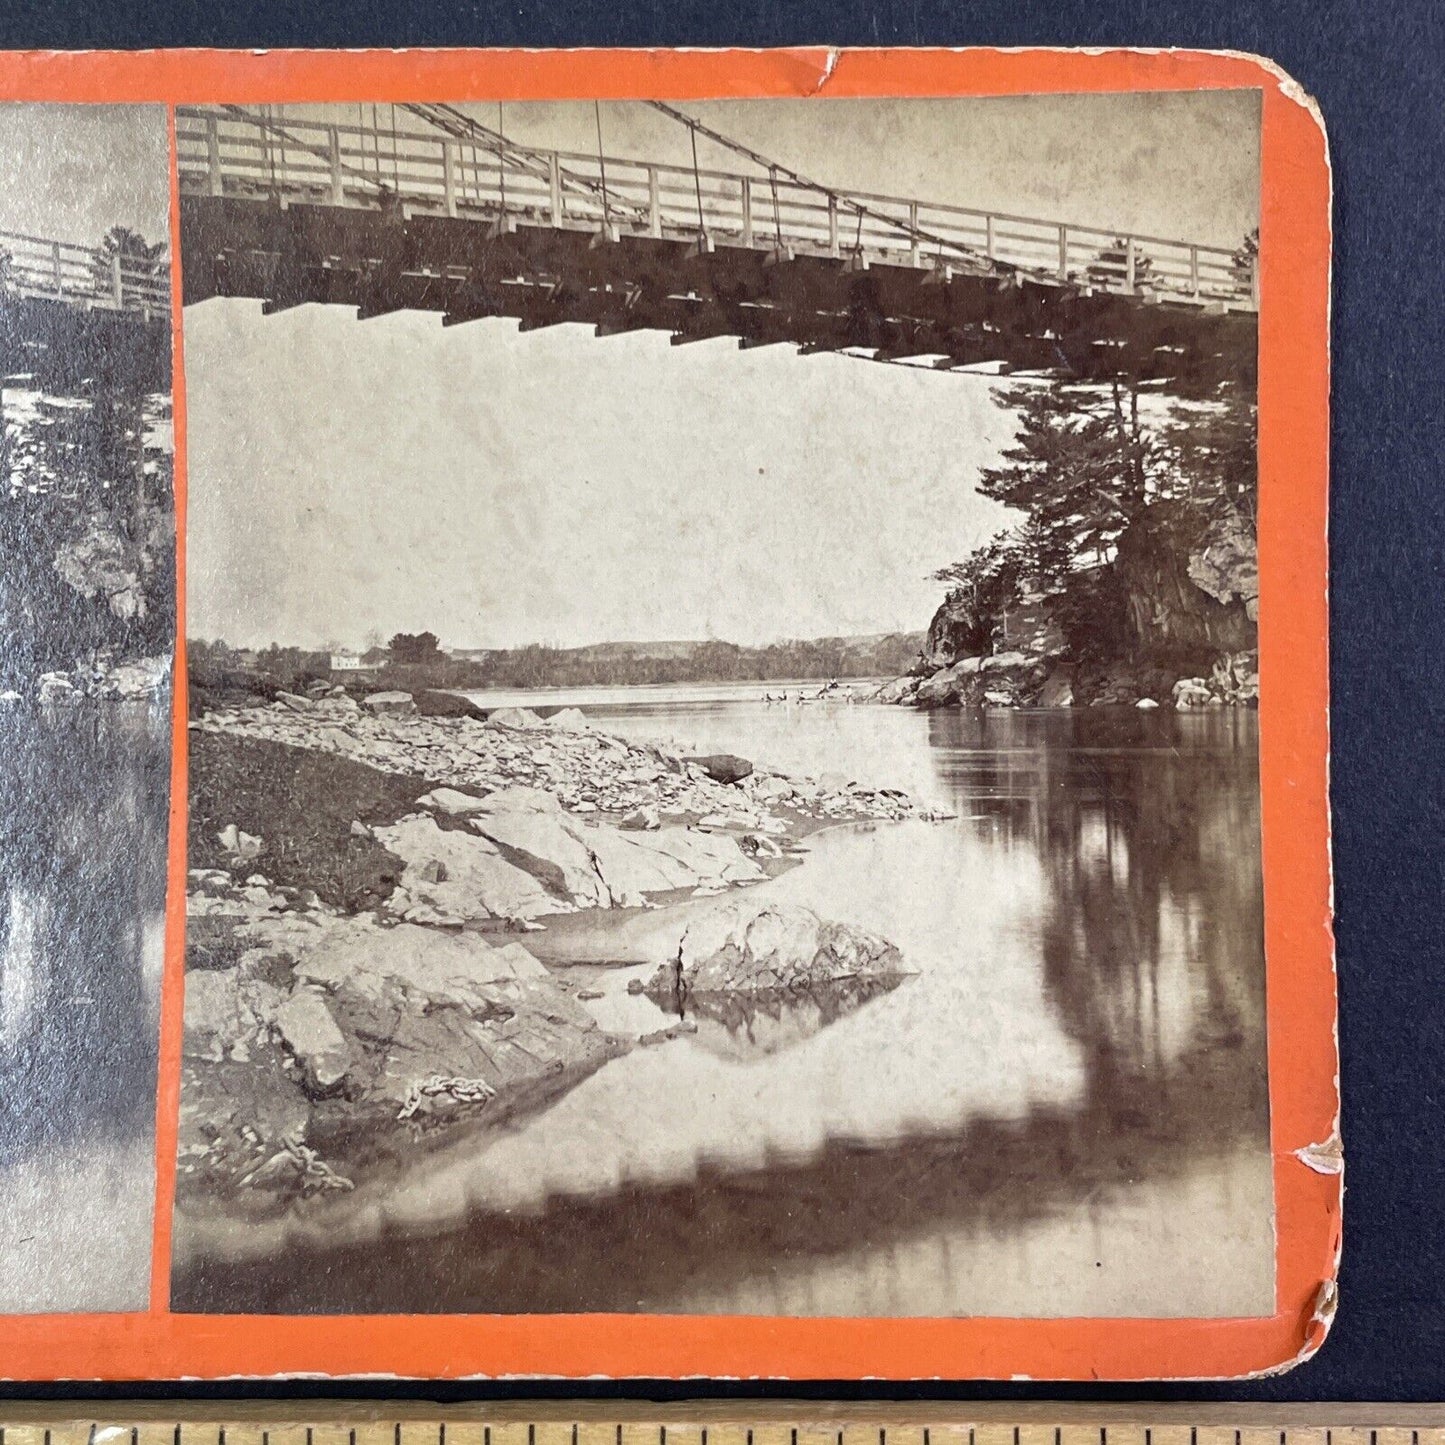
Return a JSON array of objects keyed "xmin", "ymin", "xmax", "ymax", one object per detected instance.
[
  {"xmin": 0, "ymin": 228, "xmax": 172, "ymax": 393},
  {"xmin": 175, "ymin": 105, "xmax": 1257, "ymax": 386}
]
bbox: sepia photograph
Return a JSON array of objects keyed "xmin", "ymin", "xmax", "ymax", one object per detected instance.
[
  {"xmin": 0, "ymin": 103, "xmax": 174, "ymax": 1312},
  {"xmin": 170, "ymin": 92, "xmax": 1267, "ymax": 1319}
]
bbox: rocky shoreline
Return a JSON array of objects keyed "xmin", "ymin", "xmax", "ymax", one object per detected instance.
[
  {"xmin": 177, "ymin": 686, "xmax": 946, "ymax": 1240},
  {"xmin": 872, "ymin": 646, "xmax": 1260, "ymax": 712},
  {"xmin": 0, "ymin": 653, "xmax": 172, "ymax": 706}
]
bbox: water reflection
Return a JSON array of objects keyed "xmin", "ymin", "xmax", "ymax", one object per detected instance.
[
  {"xmin": 175, "ymin": 702, "xmax": 1271, "ymax": 1320},
  {"xmin": 653, "ymin": 975, "xmax": 910, "ymax": 1062},
  {"xmin": 0, "ymin": 702, "xmax": 170, "ymax": 1312}
]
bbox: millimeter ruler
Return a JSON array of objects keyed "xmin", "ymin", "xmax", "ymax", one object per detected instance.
[{"xmin": 0, "ymin": 1405, "xmax": 1443, "ymax": 1445}]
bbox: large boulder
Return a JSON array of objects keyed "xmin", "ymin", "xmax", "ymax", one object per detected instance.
[
  {"xmin": 1036, "ymin": 667, "xmax": 1074, "ymax": 707},
  {"xmin": 182, "ymin": 966, "xmax": 286, "ymax": 1064},
  {"xmin": 875, "ymin": 675, "xmax": 920, "ymax": 705},
  {"xmin": 363, "ymin": 690, "xmax": 416, "ymax": 717},
  {"xmin": 921, "ymin": 593, "xmax": 986, "ymax": 671},
  {"xmin": 1172, "ymin": 676, "xmax": 1215, "ymax": 709},
  {"xmin": 632, "ymin": 826, "xmax": 765, "ymax": 889},
  {"xmin": 914, "ymin": 659, "xmax": 980, "ymax": 707},
  {"xmin": 573, "ymin": 826, "xmax": 694, "ymax": 905},
  {"xmin": 415, "ymin": 689, "xmax": 486, "ymax": 720},
  {"xmin": 689, "ymin": 753, "xmax": 754, "ymax": 785},
  {"xmin": 647, "ymin": 901, "xmax": 907, "ymax": 997},
  {"xmin": 1210, "ymin": 650, "xmax": 1260, "ymax": 705}
]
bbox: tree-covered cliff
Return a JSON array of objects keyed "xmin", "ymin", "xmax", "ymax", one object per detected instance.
[{"xmin": 912, "ymin": 375, "xmax": 1257, "ymax": 708}]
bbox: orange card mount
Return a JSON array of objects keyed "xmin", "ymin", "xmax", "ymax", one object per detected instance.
[{"xmin": 0, "ymin": 47, "xmax": 1335, "ymax": 1381}]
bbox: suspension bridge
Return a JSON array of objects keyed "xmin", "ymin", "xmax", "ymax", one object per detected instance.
[
  {"xmin": 175, "ymin": 103, "xmax": 1257, "ymax": 386},
  {"xmin": 0, "ymin": 227, "xmax": 171, "ymax": 393}
]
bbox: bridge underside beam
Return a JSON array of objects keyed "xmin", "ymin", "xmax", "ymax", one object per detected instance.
[{"xmin": 179, "ymin": 196, "xmax": 1256, "ymax": 388}]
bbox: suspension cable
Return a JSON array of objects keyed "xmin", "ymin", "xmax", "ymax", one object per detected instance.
[
  {"xmin": 497, "ymin": 102, "xmax": 507, "ymax": 215},
  {"xmin": 221, "ymin": 104, "xmax": 389, "ymax": 198},
  {"xmin": 689, "ymin": 122, "xmax": 705, "ymax": 240},
  {"xmin": 594, "ymin": 102, "xmax": 611, "ymax": 231},
  {"xmin": 402, "ymin": 101, "xmax": 648, "ymax": 226},
  {"xmin": 263, "ymin": 103, "xmax": 277, "ymax": 193},
  {"xmin": 645, "ymin": 98, "xmax": 997, "ymax": 269}
]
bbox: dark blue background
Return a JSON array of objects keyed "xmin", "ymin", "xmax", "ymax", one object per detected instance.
[{"xmin": 2, "ymin": 0, "xmax": 1440, "ymax": 1400}]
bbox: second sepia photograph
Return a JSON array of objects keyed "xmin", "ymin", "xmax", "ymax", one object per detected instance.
[{"xmin": 170, "ymin": 93, "xmax": 1266, "ymax": 1319}]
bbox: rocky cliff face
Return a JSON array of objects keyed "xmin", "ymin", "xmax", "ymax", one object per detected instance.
[
  {"xmin": 921, "ymin": 592, "xmax": 1066, "ymax": 674},
  {"xmin": 1114, "ymin": 509, "xmax": 1257, "ymax": 664}
]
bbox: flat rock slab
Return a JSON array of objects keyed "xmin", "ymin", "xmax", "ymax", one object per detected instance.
[
  {"xmin": 375, "ymin": 813, "xmax": 564, "ymax": 924},
  {"xmin": 363, "ymin": 690, "xmax": 417, "ymax": 717}
]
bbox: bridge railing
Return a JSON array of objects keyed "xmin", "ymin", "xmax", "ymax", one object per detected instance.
[
  {"xmin": 175, "ymin": 106, "xmax": 1257, "ymax": 310},
  {"xmin": 0, "ymin": 227, "xmax": 171, "ymax": 314}
]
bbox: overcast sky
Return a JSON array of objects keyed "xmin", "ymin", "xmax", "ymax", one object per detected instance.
[
  {"xmin": 185, "ymin": 91, "xmax": 1260, "ymax": 651},
  {"xmin": 0, "ymin": 104, "xmax": 169, "ymax": 248}
]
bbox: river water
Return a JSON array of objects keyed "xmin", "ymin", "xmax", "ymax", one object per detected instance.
[
  {"xmin": 0, "ymin": 703, "xmax": 170, "ymax": 1312},
  {"xmin": 214, "ymin": 686, "xmax": 1272, "ymax": 1319}
]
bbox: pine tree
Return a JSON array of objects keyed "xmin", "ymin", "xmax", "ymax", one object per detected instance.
[
  {"xmin": 89, "ymin": 226, "xmax": 167, "ymax": 301},
  {"xmin": 978, "ymin": 378, "xmax": 1153, "ymax": 585},
  {"xmin": 1161, "ymin": 381, "xmax": 1258, "ymax": 532}
]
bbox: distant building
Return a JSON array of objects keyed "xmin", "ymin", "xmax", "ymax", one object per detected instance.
[
  {"xmin": 234, "ymin": 648, "xmax": 259, "ymax": 668},
  {"xmin": 329, "ymin": 649, "xmax": 366, "ymax": 672}
]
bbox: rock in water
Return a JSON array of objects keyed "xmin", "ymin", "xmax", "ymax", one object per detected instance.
[
  {"xmin": 649, "ymin": 901, "xmax": 906, "ymax": 996},
  {"xmin": 914, "ymin": 659, "xmax": 981, "ymax": 707},
  {"xmin": 875, "ymin": 675, "xmax": 920, "ymax": 704},
  {"xmin": 690, "ymin": 753, "xmax": 754, "ymax": 785},
  {"xmin": 363, "ymin": 690, "xmax": 416, "ymax": 717},
  {"xmin": 1172, "ymin": 677, "xmax": 1214, "ymax": 709}
]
